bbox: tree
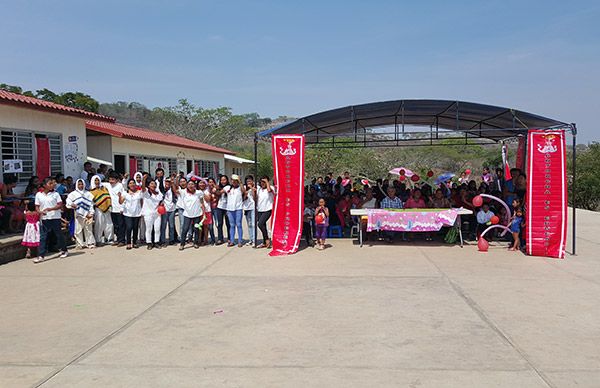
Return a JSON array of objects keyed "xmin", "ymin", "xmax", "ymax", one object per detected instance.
[{"xmin": 570, "ymin": 143, "xmax": 600, "ymax": 210}]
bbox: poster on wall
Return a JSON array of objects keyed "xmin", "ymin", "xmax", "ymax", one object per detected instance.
[
  {"xmin": 526, "ymin": 129, "xmax": 568, "ymax": 259},
  {"xmin": 269, "ymin": 135, "xmax": 305, "ymax": 256},
  {"xmin": 149, "ymin": 160, "xmax": 169, "ymax": 176},
  {"xmin": 2, "ymin": 159, "xmax": 23, "ymax": 173}
]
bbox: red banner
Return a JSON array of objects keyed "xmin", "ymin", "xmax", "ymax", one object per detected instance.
[
  {"xmin": 526, "ymin": 130, "xmax": 567, "ymax": 259},
  {"xmin": 515, "ymin": 136, "xmax": 526, "ymax": 171},
  {"xmin": 35, "ymin": 137, "xmax": 51, "ymax": 180},
  {"xmin": 269, "ymin": 134, "xmax": 305, "ymax": 256}
]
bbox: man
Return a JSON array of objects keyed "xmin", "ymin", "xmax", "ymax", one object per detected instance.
[
  {"xmin": 97, "ymin": 164, "xmax": 107, "ymax": 181},
  {"xmin": 492, "ymin": 168, "xmax": 504, "ymax": 193},
  {"xmin": 155, "ymin": 167, "xmax": 166, "ymax": 194},
  {"xmin": 503, "ymin": 168, "xmax": 521, "ymax": 210},
  {"xmin": 106, "ymin": 172, "xmax": 126, "ymax": 246},
  {"xmin": 380, "ymin": 186, "xmax": 403, "ymax": 243},
  {"xmin": 81, "ymin": 162, "xmax": 93, "ymax": 188}
]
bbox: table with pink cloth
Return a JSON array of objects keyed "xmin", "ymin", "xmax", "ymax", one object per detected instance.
[{"xmin": 366, "ymin": 208, "xmax": 459, "ymax": 232}]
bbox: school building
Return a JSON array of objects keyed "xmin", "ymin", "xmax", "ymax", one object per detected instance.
[{"xmin": 0, "ymin": 90, "xmax": 254, "ymax": 192}]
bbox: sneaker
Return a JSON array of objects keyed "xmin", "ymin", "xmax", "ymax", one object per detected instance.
[
  {"xmin": 33, "ymin": 256, "xmax": 45, "ymax": 264},
  {"xmin": 179, "ymin": 245, "xmax": 184, "ymax": 251},
  {"xmin": 147, "ymin": 244, "xmax": 153, "ymax": 250},
  {"xmin": 59, "ymin": 251, "xmax": 68, "ymax": 259},
  {"xmin": 117, "ymin": 242, "xmax": 126, "ymax": 247}
]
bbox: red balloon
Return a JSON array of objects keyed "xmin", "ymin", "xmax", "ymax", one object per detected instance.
[
  {"xmin": 399, "ymin": 175, "xmax": 406, "ymax": 181},
  {"xmin": 157, "ymin": 204, "xmax": 166, "ymax": 215},
  {"xmin": 491, "ymin": 215, "xmax": 500, "ymax": 225},
  {"xmin": 478, "ymin": 237, "xmax": 489, "ymax": 252},
  {"xmin": 472, "ymin": 195, "xmax": 483, "ymax": 207},
  {"xmin": 399, "ymin": 169, "xmax": 406, "ymax": 176},
  {"xmin": 465, "ymin": 169, "xmax": 472, "ymax": 175},
  {"xmin": 315, "ymin": 214, "xmax": 325, "ymax": 224},
  {"xmin": 427, "ymin": 170, "xmax": 434, "ymax": 178},
  {"xmin": 411, "ymin": 174, "xmax": 420, "ymax": 182}
]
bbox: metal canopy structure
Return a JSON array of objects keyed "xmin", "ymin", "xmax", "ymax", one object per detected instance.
[
  {"xmin": 254, "ymin": 99, "xmax": 577, "ymax": 255},
  {"xmin": 258, "ymin": 99, "xmax": 574, "ymax": 148}
]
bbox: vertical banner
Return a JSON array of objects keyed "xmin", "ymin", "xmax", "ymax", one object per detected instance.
[
  {"xmin": 129, "ymin": 156, "xmax": 137, "ymax": 175},
  {"xmin": 35, "ymin": 137, "xmax": 51, "ymax": 180},
  {"xmin": 526, "ymin": 130, "xmax": 567, "ymax": 259},
  {"xmin": 515, "ymin": 136, "xmax": 526, "ymax": 171},
  {"xmin": 269, "ymin": 134, "xmax": 305, "ymax": 256}
]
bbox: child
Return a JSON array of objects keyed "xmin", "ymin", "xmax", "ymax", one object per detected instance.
[
  {"xmin": 66, "ymin": 179, "xmax": 96, "ymax": 249},
  {"xmin": 509, "ymin": 199, "xmax": 524, "ymax": 251},
  {"xmin": 34, "ymin": 177, "xmax": 68, "ymax": 263},
  {"xmin": 22, "ymin": 202, "xmax": 40, "ymax": 259},
  {"xmin": 476, "ymin": 202, "xmax": 494, "ymax": 239},
  {"xmin": 302, "ymin": 200, "xmax": 315, "ymax": 248},
  {"xmin": 120, "ymin": 179, "xmax": 143, "ymax": 250},
  {"xmin": 314, "ymin": 198, "xmax": 329, "ymax": 250}
]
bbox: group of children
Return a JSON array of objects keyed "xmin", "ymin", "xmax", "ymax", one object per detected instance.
[{"xmin": 19, "ymin": 168, "xmax": 276, "ymax": 263}]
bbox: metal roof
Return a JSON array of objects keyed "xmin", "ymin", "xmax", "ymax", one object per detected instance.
[{"xmin": 258, "ymin": 99, "xmax": 571, "ymax": 145}]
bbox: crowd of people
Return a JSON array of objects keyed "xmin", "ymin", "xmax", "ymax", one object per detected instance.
[
  {"xmin": 301, "ymin": 167, "xmax": 528, "ymax": 250},
  {"xmin": 2, "ymin": 164, "xmax": 276, "ymax": 263},
  {"xmin": 0, "ymin": 163, "xmax": 529, "ymax": 262}
]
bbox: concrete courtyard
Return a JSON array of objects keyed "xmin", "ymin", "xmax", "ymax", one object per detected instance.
[{"xmin": 1, "ymin": 209, "xmax": 599, "ymax": 388}]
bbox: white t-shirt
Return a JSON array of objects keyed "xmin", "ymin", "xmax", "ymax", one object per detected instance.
[
  {"xmin": 142, "ymin": 190, "xmax": 164, "ymax": 216},
  {"xmin": 217, "ymin": 187, "xmax": 228, "ymax": 210},
  {"xmin": 35, "ymin": 191, "xmax": 63, "ymax": 220},
  {"xmin": 242, "ymin": 188, "xmax": 255, "ymax": 211},
  {"xmin": 224, "ymin": 185, "xmax": 243, "ymax": 211},
  {"xmin": 105, "ymin": 182, "xmax": 125, "ymax": 213},
  {"xmin": 362, "ymin": 198, "xmax": 377, "ymax": 209},
  {"xmin": 256, "ymin": 186, "xmax": 275, "ymax": 212},
  {"xmin": 180, "ymin": 190, "xmax": 204, "ymax": 218},
  {"xmin": 163, "ymin": 189, "xmax": 176, "ymax": 212},
  {"xmin": 122, "ymin": 191, "xmax": 143, "ymax": 217},
  {"xmin": 200, "ymin": 189, "xmax": 212, "ymax": 213}
]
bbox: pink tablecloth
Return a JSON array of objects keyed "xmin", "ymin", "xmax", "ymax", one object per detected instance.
[{"xmin": 367, "ymin": 209, "xmax": 459, "ymax": 232}]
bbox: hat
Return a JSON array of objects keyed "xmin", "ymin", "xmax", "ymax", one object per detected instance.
[{"xmin": 231, "ymin": 174, "xmax": 240, "ymax": 181}]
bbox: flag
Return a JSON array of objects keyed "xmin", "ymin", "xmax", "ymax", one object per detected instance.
[{"xmin": 502, "ymin": 143, "xmax": 512, "ymax": 181}]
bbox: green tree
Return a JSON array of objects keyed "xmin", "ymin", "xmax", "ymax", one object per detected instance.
[{"xmin": 570, "ymin": 143, "xmax": 600, "ymax": 210}]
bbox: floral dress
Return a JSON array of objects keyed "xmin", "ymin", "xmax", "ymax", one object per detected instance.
[{"xmin": 22, "ymin": 212, "xmax": 40, "ymax": 247}]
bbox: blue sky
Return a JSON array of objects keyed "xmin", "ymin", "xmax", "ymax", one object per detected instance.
[{"xmin": 1, "ymin": 0, "xmax": 599, "ymax": 141}]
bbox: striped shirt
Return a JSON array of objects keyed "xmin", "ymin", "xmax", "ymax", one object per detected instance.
[{"xmin": 91, "ymin": 187, "xmax": 112, "ymax": 213}]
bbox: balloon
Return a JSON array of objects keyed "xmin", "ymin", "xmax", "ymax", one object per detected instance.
[
  {"xmin": 361, "ymin": 179, "xmax": 369, "ymax": 186},
  {"xmin": 472, "ymin": 195, "xmax": 483, "ymax": 207},
  {"xmin": 315, "ymin": 214, "xmax": 325, "ymax": 224},
  {"xmin": 491, "ymin": 215, "xmax": 500, "ymax": 225},
  {"xmin": 427, "ymin": 170, "xmax": 434, "ymax": 178},
  {"xmin": 478, "ymin": 237, "xmax": 489, "ymax": 252},
  {"xmin": 157, "ymin": 204, "xmax": 166, "ymax": 215},
  {"xmin": 399, "ymin": 169, "xmax": 406, "ymax": 176},
  {"xmin": 411, "ymin": 174, "xmax": 420, "ymax": 182},
  {"xmin": 399, "ymin": 175, "xmax": 406, "ymax": 181},
  {"xmin": 341, "ymin": 178, "xmax": 351, "ymax": 186},
  {"xmin": 465, "ymin": 169, "xmax": 472, "ymax": 175}
]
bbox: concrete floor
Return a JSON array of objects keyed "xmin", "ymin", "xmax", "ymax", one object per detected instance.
[{"xmin": 1, "ymin": 209, "xmax": 599, "ymax": 387}]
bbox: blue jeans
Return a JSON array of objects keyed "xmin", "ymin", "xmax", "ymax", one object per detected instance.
[
  {"xmin": 227, "ymin": 209, "xmax": 243, "ymax": 244},
  {"xmin": 160, "ymin": 211, "xmax": 176, "ymax": 244},
  {"xmin": 244, "ymin": 209, "xmax": 255, "ymax": 243},
  {"xmin": 39, "ymin": 219, "xmax": 67, "ymax": 257}
]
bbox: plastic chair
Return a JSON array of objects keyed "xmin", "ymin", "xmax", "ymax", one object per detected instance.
[
  {"xmin": 350, "ymin": 225, "xmax": 359, "ymax": 238},
  {"xmin": 328, "ymin": 225, "xmax": 343, "ymax": 238}
]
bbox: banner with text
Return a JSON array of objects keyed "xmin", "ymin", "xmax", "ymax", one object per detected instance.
[
  {"xmin": 526, "ymin": 129, "xmax": 567, "ymax": 259},
  {"xmin": 269, "ymin": 134, "xmax": 305, "ymax": 256}
]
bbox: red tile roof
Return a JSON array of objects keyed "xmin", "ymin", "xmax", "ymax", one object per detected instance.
[
  {"xmin": 86, "ymin": 120, "xmax": 234, "ymax": 155},
  {"xmin": 0, "ymin": 89, "xmax": 114, "ymax": 121}
]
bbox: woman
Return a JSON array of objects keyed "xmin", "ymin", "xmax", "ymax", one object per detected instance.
[
  {"xmin": 214, "ymin": 175, "xmax": 231, "ymax": 245},
  {"xmin": 24, "ymin": 176, "xmax": 40, "ymax": 199},
  {"xmin": 430, "ymin": 188, "xmax": 451, "ymax": 208},
  {"xmin": 66, "ymin": 179, "xmax": 96, "ymax": 249},
  {"xmin": 89, "ymin": 175, "xmax": 113, "ymax": 245},
  {"xmin": 175, "ymin": 176, "xmax": 188, "ymax": 243},
  {"xmin": 255, "ymin": 176, "xmax": 275, "ymax": 248},
  {"xmin": 243, "ymin": 176, "xmax": 256, "ymax": 246},
  {"xmin": 174, "ymin": 179, "xmax": 205, "ymax": 250},
  {"xmin": 224, "ymin": 174, "xmax": 246, "ymax": 247},
  {"xmin": 159, "ymin": 177, "xmax": 177, "ymax": 246},
  {"xmin": 197, "ymin": 179, "xmax": 213, "ymax": 245},
  {"xmin": 141, "ymin": 180, "xmax": 163, "ymax": 249},
  {"xmin": 120, "ymin": 178, "xmax": 143, "ymax": 250}
]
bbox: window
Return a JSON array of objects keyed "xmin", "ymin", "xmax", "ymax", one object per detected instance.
[
  {"xmin": 2, "ymin": 130, "xmax": 64, "ymax": 185},
  {"xmin": 199, "ymin": 160, "xmax": 219, "ymax": 177}
]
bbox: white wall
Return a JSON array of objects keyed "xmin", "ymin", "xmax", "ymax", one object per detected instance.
[
  {"xmin": 0, "ymin": 104, "xmax": 87, "ymax": 180},
  {"xmin": 86, "ymin": 134, "xmax": 113, "ymax": 163},
  {"xmin": 111, "ymin": 137, "xmax": 226, "ymax": 173}
]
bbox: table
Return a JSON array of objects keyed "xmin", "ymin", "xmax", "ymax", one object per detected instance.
[{"xmin": 350, "ymin": 208, "xmax": 473, "ymax": 247}]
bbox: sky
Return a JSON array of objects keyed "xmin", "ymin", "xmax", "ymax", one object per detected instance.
[{"xmin": 1, "ymin": 0, "xmax": 599, "ymax": 142}]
